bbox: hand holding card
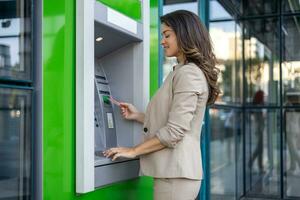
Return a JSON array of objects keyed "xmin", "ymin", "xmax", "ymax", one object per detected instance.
[{"xmin": 109, "ymin": 96, "xmax": 121, "ymax": 106}]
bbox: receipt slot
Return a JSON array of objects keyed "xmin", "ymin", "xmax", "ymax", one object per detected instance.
[{"xmin": 76, "ymin": 0, "xmax": 149, "ymax": 193}]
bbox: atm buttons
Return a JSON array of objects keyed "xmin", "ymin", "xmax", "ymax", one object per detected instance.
[{"xmin": 102, "ymin": 95, "xmax": 111, "ymax": 105}]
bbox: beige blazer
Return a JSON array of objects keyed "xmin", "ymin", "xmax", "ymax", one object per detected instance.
[{"xmin": 140, "ymin": 62, "xmax": 209, "ymax": 180}]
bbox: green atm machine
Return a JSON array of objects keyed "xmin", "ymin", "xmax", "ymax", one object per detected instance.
[{"xmin": 76, "ymin": 0, "xmax": 149, "ymax": 193}]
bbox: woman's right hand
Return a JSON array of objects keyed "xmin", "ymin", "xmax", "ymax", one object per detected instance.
[{"xmin": 119, "ymin": 102, "xmax": 140, "ymax": 121}]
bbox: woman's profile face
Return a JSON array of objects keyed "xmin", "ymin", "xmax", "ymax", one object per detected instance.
[{"xmin": 160, "ymin": 23, "xmax": 180, "ymax": 57}]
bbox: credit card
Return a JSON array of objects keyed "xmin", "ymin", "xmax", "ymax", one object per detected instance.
[{"xmin": 109, "ymin": 96, "xmax": 121, "ymax": 106}]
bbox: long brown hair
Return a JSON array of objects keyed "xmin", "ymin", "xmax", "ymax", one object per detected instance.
[{"xmin": 161, "ymin": 10, "xmax": 220, "ymax": 105}]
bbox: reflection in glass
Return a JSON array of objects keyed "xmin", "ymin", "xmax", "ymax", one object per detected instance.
[
  {"xmin": 284, "ymin": 108, "xmax": 300, "ymax": 198},
  {"xmin": 0, "ymin": 0, "xmax": 32, "ymax": 81},
  {"xmin": 282, "ymin": 16, "xmax": 300, "ymax": 106},
  {"xmin": 244, "ymin": 0, "xmax": 278, "ymax": 16},
  {"xmin": 210, "ymin": 21, "xmax": 242, "ymax": 104},
  {"xmin": 282, "ymin": 0, "xmax": 300, "ymax": 13},
  {"xmin": 245, "ymin": 109, "xmax": 280, "ymax": 197},
  {"xmin": 0, "ymin": 37, "xmax": 20, "ymax": 69},
  {"xmin": 244, "ymin": 18, "xmax": 280, "ymax": 106},
  {"xmin": 210, "ymin": 108, "xmax": 242, "ymax": 200},
  {"xmin": 0, "ymin": 88, "xmax": 32, "ymax": 199}
]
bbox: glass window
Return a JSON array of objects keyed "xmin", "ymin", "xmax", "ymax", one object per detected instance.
[
  {"xmin": 208, "ymin": 1, "xmax": 300, "ymax": 199},
  {"xmin": 210, "ymin": 108, "xmax": 242, "ymax": 200},
  {"xmin": 0, "ymin": 88, "xmax": 32, "ymax": 199},
  {"xmin": 0, "ymin": 0, "xmax": 32, "ymax": 81},
  {"xmin": 245, "ymin": 109, "xmax": 280, "ymax": 197},
  {"xmin": 282, "ymin": 16, "xmax": 300, "ymax": 198},
  {"xmin": 284, "ymin": 108, "xmax": 300, "ymax": 198},
  {"xmin": 282, "ymin": 16, "xmax": 300, "ymax": 106},
  {"xmin": 243, "ymin": 0, "xmax": 278, "ymax": 16},
  {"xmin": 244, "ymin": 18, "xmax": 280, "ymax": 106},
  {"xmin": 210, "ymin": 21, "xmax": 242, "ymax": 104},
  {"xmin": 282, "ymin": 0, "xmax": 300, "ymax": 13}
]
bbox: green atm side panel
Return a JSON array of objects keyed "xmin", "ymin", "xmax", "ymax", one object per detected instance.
[
  {"xmin": 42, "ymin": 0, "xmax": 159, "ymax": 199},
  {"xmin": 97, "ymin": 0, "xmax": 141, "ymax": 21},
  {"xmin": 150, "ymin": 0, "xmax": 159, "ymax": 97}
]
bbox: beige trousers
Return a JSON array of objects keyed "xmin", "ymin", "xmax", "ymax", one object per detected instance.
[{"xmin": 154, "ymin": 178, "xmax": 202, "ymax": 200}]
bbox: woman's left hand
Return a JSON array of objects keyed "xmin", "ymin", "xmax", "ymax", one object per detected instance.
[{"xmin": 103, "ymin": 147, "xmax": 137, "ymax": 161}]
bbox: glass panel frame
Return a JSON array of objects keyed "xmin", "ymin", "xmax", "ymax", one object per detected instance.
[
  {"xmin": 209, "ymin": 107, "xmax": 242, "ymax": 200},
  {"xmin": 0, "ymin": 87, "xmax": 32, "ymax": 199},
  {"xmin": 284, "ymin": 107, "xmax": 300, "ymax": 198},
  {"xmin": 210, "ymin": 20, "xmax": 243, "ymax": 105},
  {"xmin": 245, "ymin": 108, "xmax": 281, "ymax": 197},
  {"xmin": 282, "ymin": 15, "xmax": 300, "ymax": 198},
  {"xmin": 0, "ymin": 0, "xmax": 32, "ymax": 81},
  {"xmin": 282, "ymin": 15, "xmax": 300, "ymax": 106},
  {"xmin": 244, "ymin": 17, "xmax": 280, "ymax": 106},
  {"xmin": 208, "ymin": 0, "xmax": 300, "ymax": 199}
]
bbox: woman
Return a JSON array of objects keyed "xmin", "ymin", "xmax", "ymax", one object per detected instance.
[{"xmin": 103, "ymin": 10, "xmax": 220, "ymax": 200}]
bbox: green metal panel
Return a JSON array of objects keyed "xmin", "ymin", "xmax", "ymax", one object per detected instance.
[
  {"xmin": 43, "ymin": 0, "xmax": 154, "ymax": 199},
  {"xmin": 150, "ymin": 0, "xmax": 159, "ymax": 97},
  {"xmin": 97, "ymin": 0, "xmax": 141, "ymax": 21}
]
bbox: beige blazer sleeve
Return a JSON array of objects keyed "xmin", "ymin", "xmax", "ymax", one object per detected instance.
[{"xmin": 155, "ymin": 66, "xmax": 207, "ymax": 148}]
